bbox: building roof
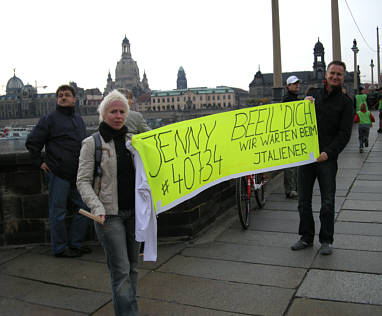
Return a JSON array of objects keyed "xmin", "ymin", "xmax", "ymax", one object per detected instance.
[
  {"xmin": 151, "ymin": 87, "xmax": 234, "ymax": 97},
  {"xmin": 6, "ymin": 74, "xmax": 24, "ymax": 94},
  {"xmin": 249, "ymin": 70, "xmax": 354, "ymax": 87},
  {"xmin": 85, "ymin": 88, "xmax": 102, "ymax": 95}
]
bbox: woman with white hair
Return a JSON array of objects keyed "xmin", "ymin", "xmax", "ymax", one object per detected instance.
[{"xmin": 77, "ymin": 89, "xmax": 140, "ymax": 316}]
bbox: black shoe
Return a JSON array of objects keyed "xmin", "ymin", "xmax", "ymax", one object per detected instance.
[
  {"xmin": 377, "ymin": 129, "xmax": 382, "ymax": 134},
  {"xmin": 319, "ymin": 243, "xmax": 333, "ymax": 255},
  {"xmin": 365, "ymin": 140, "xmax": 369, "ymax": 147},
  {"xmin": 55, "ymin": 247, "xmax": 82, "ymax": 258},
  {"xmin": 291, "ymin": 239, "xmax": 313, "ymax": 251},
  {"xmin": 70, "ymin": 246, "xmax": 92, "ymax": 254}
]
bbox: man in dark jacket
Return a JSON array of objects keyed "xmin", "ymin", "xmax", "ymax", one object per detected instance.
[
  {"xmin": 26, "ymin": 85, "xmax": 90, "ymax": 257},
  {"xmin": 291, "ymin": 61, "xmax": 353, "ymax": 255},
  {"xmin": 282, "ymin": 75, "xmax": 300, "ymax": 199}
]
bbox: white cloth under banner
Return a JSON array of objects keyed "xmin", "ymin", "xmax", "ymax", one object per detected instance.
[{"xmin": 127, "ymin": 140, "xmax": 157, "ymax": 261}]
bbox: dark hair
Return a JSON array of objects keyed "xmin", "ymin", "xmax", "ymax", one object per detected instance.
[
  {"xmin": 56, "ymin": 85, "xmax": 76, "ymax": 97},
  {"xmin": 327, "ymin": 60, "xmax": 346, "ymax": 72}
]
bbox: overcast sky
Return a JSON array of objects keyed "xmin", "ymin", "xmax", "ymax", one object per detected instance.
[{"xmin": 1, "ymin": 0, "xmax": 381, "ymax": 95}]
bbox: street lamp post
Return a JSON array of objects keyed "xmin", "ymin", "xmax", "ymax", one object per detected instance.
[
  {"xmin": 332, "ymin": 0, "xmax": 342, "ymax": 60},
  {"xmin": 370, "ymin": 59, "xmax": 375, "ymax": 90},
  {"xmin": 351, "ymin": 39, "xmax": 359, "ymax": 94},
  {"xmin": 271, "ymin": 0, "xmax": 283, "ymax": 102}
]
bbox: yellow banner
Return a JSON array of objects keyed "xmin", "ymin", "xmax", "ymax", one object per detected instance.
[{"xmin": 132, "ymin": 100, "xmax": 319, "ymax": 214}]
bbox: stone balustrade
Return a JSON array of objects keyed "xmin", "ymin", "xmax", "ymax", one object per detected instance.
[{"xmin": 0, "ymin": 152, "xmax": 235, "ymax": 246}]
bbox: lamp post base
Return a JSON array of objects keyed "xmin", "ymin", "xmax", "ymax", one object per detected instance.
[{"xmin": 272, "ymin": 87, "xmax": 283, "ymax": 103}]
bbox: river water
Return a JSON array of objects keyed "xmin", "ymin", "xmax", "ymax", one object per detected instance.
[{"xmin": 0, "ymin": 139, "xmax": 28, "ymax": 154}]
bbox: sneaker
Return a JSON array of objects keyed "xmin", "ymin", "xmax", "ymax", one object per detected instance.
[
  {"xmin": 319, "ymin": 243, "xmax": 333, "ymax": 255},
  {"xmin": 291, "ymin": 239, "xmax": 313, "ymax": 251},
  {"xmin": 288, "ymin": 190, "xmax": 298, "ymax": 199},
  {"xmin": 55, "ymin": 247, "xmax": 82, "ymax": 258},
  {"xmin": 359, "ymin": 148, "xmax": 364, "ymax": 153}
]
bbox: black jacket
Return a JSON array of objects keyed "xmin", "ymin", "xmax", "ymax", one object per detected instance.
[
  {"xmin": 282, "ymin": 90, "xmax": 299, "ymax": 102},
  {"xmin": 25, "ymin": 106, "xmax": 86, "ymax": 181},
  {"xmin": 307, "ymin": 86, "xmax": 353, "ymax": 161}
]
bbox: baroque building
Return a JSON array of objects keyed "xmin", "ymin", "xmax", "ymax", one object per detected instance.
[
  {"xmin": 135, "ymin": 86, "xmax": 236, "ymax": 112},
  {"xmin": 104, "ymin": 36, "xmax": 150, "ymax": 97},
  {"xmin": 0, "ymin": 72, "xmax": 101, "ymax": 120},
  {"xmin": 249, "ymin": 39, "xmax": 358, "ymax": 100}
]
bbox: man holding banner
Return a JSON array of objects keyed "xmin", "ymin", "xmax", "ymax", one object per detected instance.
[{"xmin": 291, "ymin": 61, "xmax": 353, "ymax": 255}]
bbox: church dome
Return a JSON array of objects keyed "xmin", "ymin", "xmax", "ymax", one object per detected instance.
[
  {"xmin": 6, "ymin": 74, "xmax": 24, "ymax": 95},
  {"xmin": 254, "ymin": 70, "xmax": 263, "ymax": 79},
  {"xmin": 314, "ymin": 39, "xmax": 324, "ymax": 52},
  {"xmin": 249, "ymin": 69, "xmax": 264, "ymax": 87},
  {"xmin": 122, "ymin": 35, "xmax": 129, "ymax": 45}
]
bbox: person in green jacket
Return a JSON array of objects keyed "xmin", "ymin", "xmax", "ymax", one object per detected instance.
[
  {"xmin": 377, "ymin": 88, "xmax": 382, "ymax": 133},
  {"xmin": 354, "ymin": 88, "xmax": 368, "ymax": 113},
  {"xmin": 354, "ymin": 102, "xmax": 375, "ymax": 152}
]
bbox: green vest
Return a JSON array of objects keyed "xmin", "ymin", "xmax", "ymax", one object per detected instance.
[
  {"xmin": 357, "ymin": 110, "xmax": 371, "ymax": 125},
  {"xmin": 355, "ymin": 94, "xmax": 367, "ymax": 112},
  {"xmin": 379, "ymin": 98, "xmax": 382, "ymax": 110}
]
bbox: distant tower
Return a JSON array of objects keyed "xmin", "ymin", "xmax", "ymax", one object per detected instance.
[
  {"xmin": 104, "ymin": 71, "xmax": 115, "ymax": 95},
  {"xmin": 141, "ymin": 71, "xmax": 150, "ymax": 93},
  {"xmin": 313, "ymin": 38, "xmax": 326, "ymax": 81},
  {"xmin": 177, "ymin": 66, "xmax": 187, "ymax": 89}
]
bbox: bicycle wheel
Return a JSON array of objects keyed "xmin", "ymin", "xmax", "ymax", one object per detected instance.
[
  {"xmin": 254, "ymin": 174, "xmax": 265, "ymax": 208},
  {"xmin": 236, "ymin": 176, "xmax": 251, "ymax": 229}
]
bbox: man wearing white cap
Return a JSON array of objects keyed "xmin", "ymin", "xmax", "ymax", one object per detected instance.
[{"xmin": 282, "ymin": 75, "xmax": 300, "ymax": 199}]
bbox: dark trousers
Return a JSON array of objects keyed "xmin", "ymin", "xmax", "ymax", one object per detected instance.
[
  {"xmin": 297, "ymin": 159, "xmax": 338, "ymax": 244},
  {"xmin": 358, "ymin": 124, "xmax": 370, "ymax": 147}
]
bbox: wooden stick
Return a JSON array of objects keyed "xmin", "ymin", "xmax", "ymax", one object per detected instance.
[{"xmin": 79, "ymin": 209, "xmax": 104, "ymax": 225}]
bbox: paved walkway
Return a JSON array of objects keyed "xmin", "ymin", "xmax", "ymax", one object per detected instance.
[{"xmin": 1, "ymin": 115, "xmax": 381, "ymax": 316}]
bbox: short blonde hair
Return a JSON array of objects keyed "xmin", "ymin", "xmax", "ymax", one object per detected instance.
[
  {"xmin": 360, "ymin": 102, "xmax": 367, "ymax": 112},
  {"xmin": 98, "ymin": 90, "xmax": 129, "ymax": 123}
]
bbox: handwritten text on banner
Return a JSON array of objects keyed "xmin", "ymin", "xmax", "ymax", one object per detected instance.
[{"xmin": 132, "ymin": 100, "xmax": 320, "ymax": 214}]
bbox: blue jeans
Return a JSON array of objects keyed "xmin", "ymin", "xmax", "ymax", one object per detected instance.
[
  {"xmin": 297, "ymin": 159, "xmax": 338, "ymax": 244},
  {"xmin": 95, "ymin": 209, "xmax": 140, "ymax": 316},
  {"xmin": 47, "ymin": 172, "xmax": 90, "ymax": 254}
]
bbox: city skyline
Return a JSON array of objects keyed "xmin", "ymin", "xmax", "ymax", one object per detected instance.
[{"xmin": 1, "ymin": 0, "xmax": 381, "ymax": 95}]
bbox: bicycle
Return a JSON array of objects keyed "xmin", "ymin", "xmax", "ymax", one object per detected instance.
[{"xmin": 236, "ymin": 173, "xmax": 266, "ymax": 229}]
